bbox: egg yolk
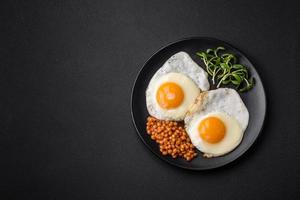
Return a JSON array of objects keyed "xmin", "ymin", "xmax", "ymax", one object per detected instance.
[
  {"xmin": 156, "ymin": 82, "xmax": 184, "ymax": 109},
  {"xmin": 198, "ymin": 117, "xmax": 226, "ymax": 143}
]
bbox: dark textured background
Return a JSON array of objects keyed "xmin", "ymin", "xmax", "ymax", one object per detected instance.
[{"xmin": 0, "ymin": 0, "xmax": 299, "ymax": 199}]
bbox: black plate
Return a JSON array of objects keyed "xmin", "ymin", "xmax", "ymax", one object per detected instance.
[{"xmin": 131, "ymin": 37, "xmax": 266, "ymax": 170}]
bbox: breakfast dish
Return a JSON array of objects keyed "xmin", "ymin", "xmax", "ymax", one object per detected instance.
[
  {"xmin": 131, "ymin": 37, "xmax": 266, "ymax": 170},
  {"xmin": 146, "ymin": 50, "xmax": 250, "ymax": 160}
]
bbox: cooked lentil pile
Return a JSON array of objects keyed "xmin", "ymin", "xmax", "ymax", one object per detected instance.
[{"xmin": 146, "ymin": 116, "xmax": 197, "ymax": 161}]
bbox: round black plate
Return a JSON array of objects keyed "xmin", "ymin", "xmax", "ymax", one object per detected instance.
[{"xmin": 131, "ymin": 37, "xmax": 266, "ymax": 170}]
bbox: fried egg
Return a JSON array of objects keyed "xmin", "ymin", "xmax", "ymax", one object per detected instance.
[
  {"xmin": 146, "ymin": 52, "xmax": 210, "ymax": 121},
  {"xmin": 185, "ymin": 88, "xmax": 249, "ymax": 157}
]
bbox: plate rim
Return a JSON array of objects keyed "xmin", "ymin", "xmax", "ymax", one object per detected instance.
[{"xmin": 130, "ymin": 36, "xmax": 267, "ymax": 170}]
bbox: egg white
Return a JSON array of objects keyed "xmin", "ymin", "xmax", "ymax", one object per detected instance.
[
  {"xmin": 146, "ymin": 72, "xmax": 200, "ymax": 121},
  {"xmin": 185, "ymin": 88, "xmax": 249, "ymax": 131},
  {"xmin": 148, "ymin": 52, "xmax": 210, "ymax": 92},
  {"xmin": 185, "ymin": 88, "xmax": 249, "ymax": 157},
  {"xmin": 186, "ymin": 112, "xmax": 243, "ymax": 157},
  {"xmin": 146, "ymin": 52, "xmax": 210, "ymax": 121}
]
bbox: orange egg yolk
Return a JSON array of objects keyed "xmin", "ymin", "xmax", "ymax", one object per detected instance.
[
  {"xmin": 198, "ymin": 117, "xmax": 226, "ymax": 143},
  {"xmin": 156, "ymin": 82, "xmax": 184, "ymax": 109}
]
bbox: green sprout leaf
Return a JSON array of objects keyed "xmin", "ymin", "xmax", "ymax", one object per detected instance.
[{"xmin": 196, "ymin": 47, "xmax": 255, "ymax": 92}]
